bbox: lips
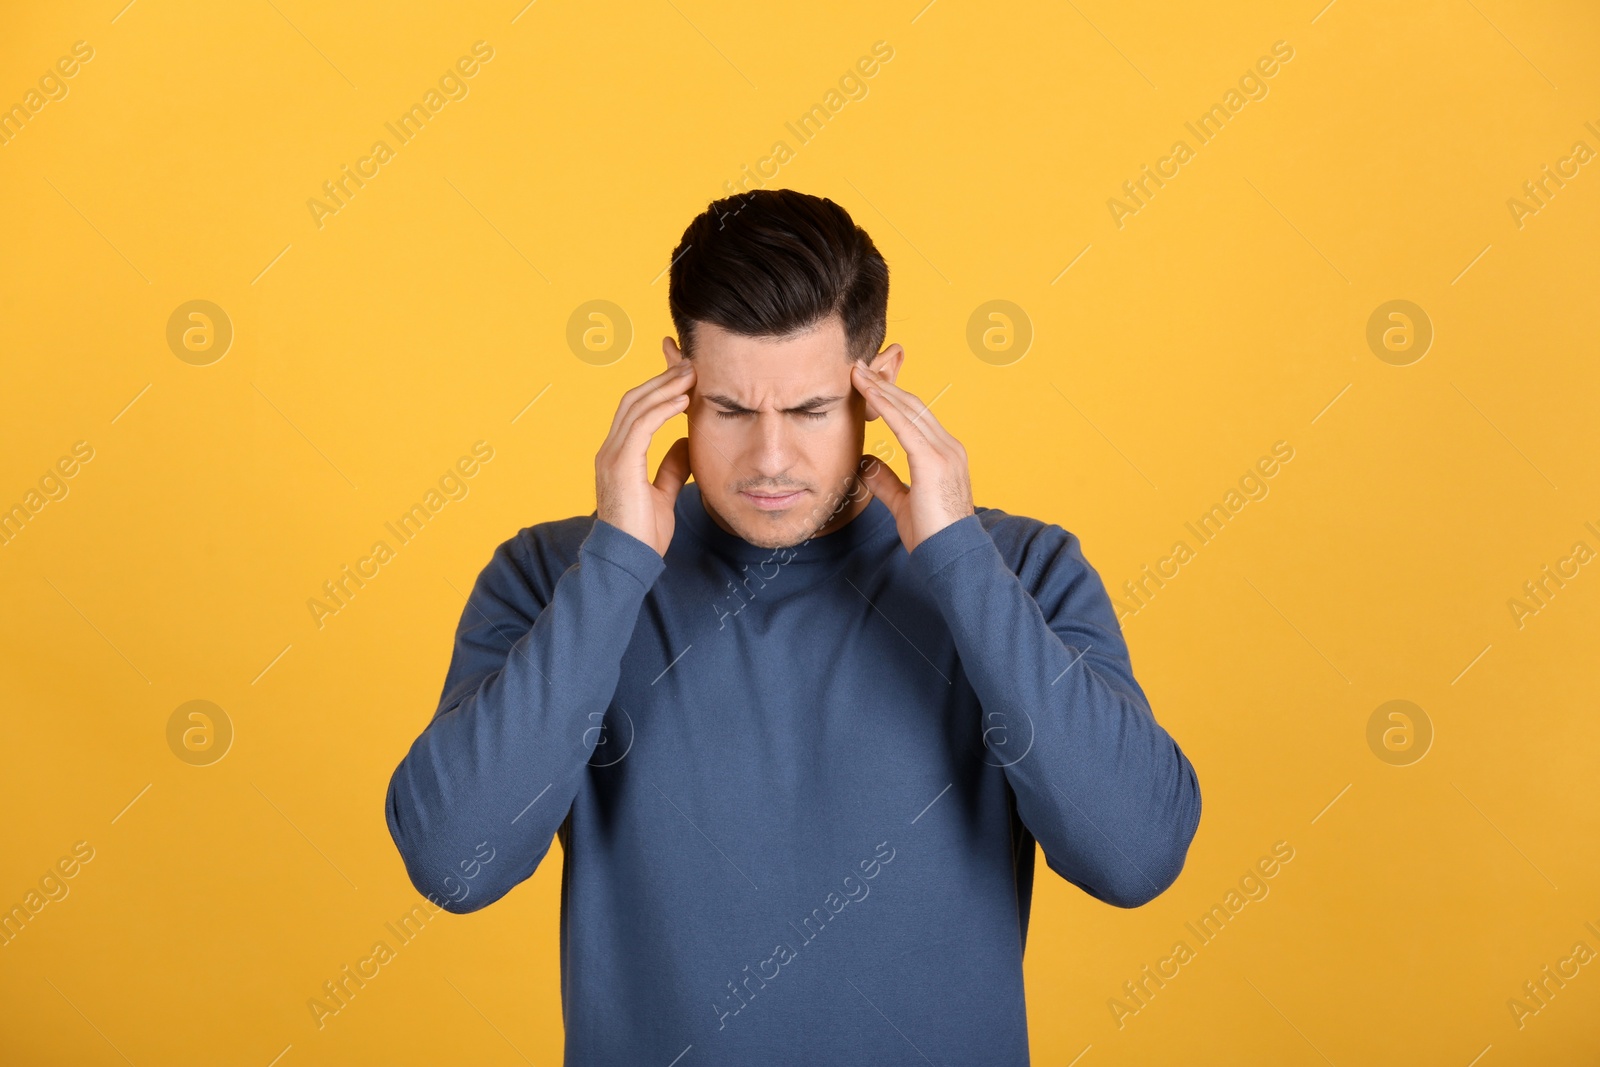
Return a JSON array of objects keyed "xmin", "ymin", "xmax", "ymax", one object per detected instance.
[{"xmin": 741, "ymin": 489, "xmax": 806, "ymax": 510}]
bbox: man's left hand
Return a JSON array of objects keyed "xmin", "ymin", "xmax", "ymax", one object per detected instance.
[{"xmin": 851, "ymin": 361, "xmax": 976, "ymax": 554}]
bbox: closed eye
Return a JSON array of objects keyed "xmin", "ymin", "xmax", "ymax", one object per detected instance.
[{"xmin": 714, "ymin": 410, "xmax": 830, "ymax": 420}]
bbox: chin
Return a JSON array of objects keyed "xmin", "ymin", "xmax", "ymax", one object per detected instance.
[
  {"xmin": 698, "ymin": 479, "xmax": 843, "ymax": 549},
  {"xmin": 742, "ymin": 532, "xmax": 799, "ymax": 551},
  {"xmin": 733, "ymin": 514, "xmax": 809, "ymax": 549},
  {"xmin": 726, "ymin": 502, "xmax": 817, "ymax": 548}
]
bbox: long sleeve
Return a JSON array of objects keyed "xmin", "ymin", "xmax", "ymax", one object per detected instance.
[
  {"xmin": 384, "ymin": 517, "xmax": 665, "ymax": 914},
  {"xmin": 908, "ymin": 512, "xmax": 1202, "ymax": 908}
]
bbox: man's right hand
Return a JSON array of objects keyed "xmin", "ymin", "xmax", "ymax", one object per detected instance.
[{"xmin": 594, "ymin": 361, "xmax": 695, "ymax": 558}]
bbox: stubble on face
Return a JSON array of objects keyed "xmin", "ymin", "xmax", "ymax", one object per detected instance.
[{"xmin": 707, "ymin": 466, "xmax": 871, "ymax": 550}]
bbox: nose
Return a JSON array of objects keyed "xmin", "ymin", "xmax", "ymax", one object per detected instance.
[{"xmin": 744, "ymin": 411, "xmax": 800, "ymax": 483}]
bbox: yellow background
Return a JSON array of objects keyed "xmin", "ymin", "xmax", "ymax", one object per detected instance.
[{"xmin": 3, "ymin": 0, "xmax": 1597, "ymax": 1063}]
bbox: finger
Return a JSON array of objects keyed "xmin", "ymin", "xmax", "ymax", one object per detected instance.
[
  {"xmin": 868, "ymin": 379, "xmax": 965, "ymax": 472},
  {"xmin": 850, "ymin": 361, "xmax": 888, "ymax": 422},
  {"xmin": 855, "ymin": 362, "xmax": 955, "ymax": 446},
  {"xmin": 854, "ymin": 364, "xmax": 959, "ymax": 451},
  {"xmin": 852, "ymin": 365, "xmax": 941, "ymax": 461},
  {"xmin": 607, "ymin": 363, "xmax": 694, "ymax": 444},
  {"xmin": 856, "ymin": 453, "xmax": 908, "ymax": 509},
  {"xmin": 605, "ymin": 385, "xmax": 694, "ymax": 477},
  {"xmin": 610, "ymin": 362, "xmax": 693, "ymax": 442},
  {"xmin": 612, "ymin": 390, "xmax": 691, "ymax": 469},
  {"xmin": 652, "ymin": 437, "xmax": 691, "ymax": 499},
  {"xmin": 606, "ymin": 369, "xmax": 673, "ymax": 442}
]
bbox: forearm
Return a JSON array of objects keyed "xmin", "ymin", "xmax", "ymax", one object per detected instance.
[
  {"xmin": 384, "ymin": 519, "xmax": 664, "ymax": 912},
  {"xmin": 910, "ymin": 515, "xmax": 1201, "ymax": 908}
]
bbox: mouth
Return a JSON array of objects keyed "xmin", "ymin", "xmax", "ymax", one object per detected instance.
[{"xmin": 740, "ymin": 488, "xmax": 807, "ymax": 511}]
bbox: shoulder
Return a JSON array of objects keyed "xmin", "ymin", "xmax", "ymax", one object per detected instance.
[
  {"xmin": 970, "ymin": 504, "xmax": 1106, "ymax": 607},
  {"xmin": 478, "ymin": 512, "xmax": 599, "ymax": 602},
  {"xmin": 972, "ymin": 504, "xmax": 1090, "ymax": 570}
]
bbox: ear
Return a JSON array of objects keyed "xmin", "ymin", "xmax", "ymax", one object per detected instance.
[
  {"xmin": 859, "ymin": 343, "xmax": 905, "ymax": 422},
  {"xmin": 663, "ymin": 334, "xmax": 687, "ymax": 371}
]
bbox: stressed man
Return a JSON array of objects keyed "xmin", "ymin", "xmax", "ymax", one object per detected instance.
[{"xmin": 384, "ymin": 188, "xmax": 1202, "ymax": 1064}]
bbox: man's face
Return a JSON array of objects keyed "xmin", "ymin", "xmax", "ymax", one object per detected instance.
[{"xmin": 664, "ymin": 314, "xmax": 903, "ymax": 550}]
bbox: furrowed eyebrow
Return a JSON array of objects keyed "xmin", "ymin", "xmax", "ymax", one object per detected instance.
[{"xmin": 703, "ymin": 393, "xmax": 848, "ymax": 414}]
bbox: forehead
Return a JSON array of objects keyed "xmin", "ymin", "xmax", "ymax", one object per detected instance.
[{"xmin": 690, "ymin": 317, "xmax": 851, "ymax": 394}]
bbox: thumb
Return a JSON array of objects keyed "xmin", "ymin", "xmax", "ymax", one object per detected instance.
[
  {"xmin": 857, "ymin": 454, "xmax": 907, "ymax": 508},
  {"xmin": 653, "ymin": 437, "xmax": 691, "ymax": 499}
]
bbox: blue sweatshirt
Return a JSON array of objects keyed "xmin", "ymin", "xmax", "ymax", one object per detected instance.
[{"xmin": 385, "ymin": 480, "xmax": 1201, "ymax": 1065}]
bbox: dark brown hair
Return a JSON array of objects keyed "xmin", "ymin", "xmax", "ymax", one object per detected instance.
[{"xmin": 667, "ymin": 189, "xmax": 889, "ymax": 362}]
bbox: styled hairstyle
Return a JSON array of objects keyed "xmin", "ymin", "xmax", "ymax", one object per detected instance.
[{"xmin": 667, "ymin": 189, "xmax": 889, "ymax": 362}]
